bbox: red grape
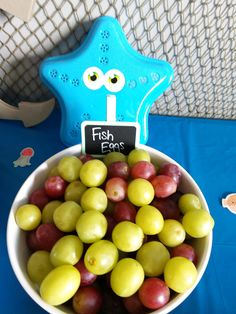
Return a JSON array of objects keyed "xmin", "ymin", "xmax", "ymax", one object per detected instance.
[
  {"xmin": 130, "ymin": 161, "xmax": 156, "ymax": 180},
  {"xmin": 105, "ymin": 177, "xmax": 128, "ymax": 202},
  {"xmin": 102, "ymin": 289, "xmax": 126, "ymax": 314},
  {"xmin": 79, "ymin": 154, "xmax": 93, "ymax": 163},
  {"xmin": 123, "ymin": 292, "xmax": 146, "ymax": 314},
  {"xmin": 151, "ymin": 175, "xmax": 177, "ymax": 198},
  {"xmin": 72, "ymin": 286, "xmax": 103, "ymax": 314},
  {"xmin": 112, "ymin": 201, "xmax": 136, "ymax": 223},
  {"xmin": 108, "ymin": 161, "xmax": 130, "ymax": 180},
  {"xmin": 159, "ymin": 163, "xmax": 181, "ymax": 185},
  {"xmin": 151, "ymin": 197, "xmax": 180, "ymax": 220},
  {"xmin": 26, "ymin": 230, "xmax": 41, "ymax": 251},
  {"xmin": 74, "ymin": 260, "xmax": 97, "ymax": 286},
  {"xmin": 35, "ymin": 223, "xmax": 64, "ymax": 251},
  {"xmin": 44, "ymin": 175, "xmax": 67, "ymax": 199},
  {"xmin": 138, "ymin": 277, "xmax": 170, "ymax": 310},
  {"xmin": 169, "ymin": 191, "xmax": 183, "ymax": 203},
  {"xmin": 105, "ymin": 214, "xmax": 117, "ymax": 237},
  {"xmin": 29, "ymin": 188, "xmax": 50, "ymax": 210},
  {"xmin": 170, "ymin": 243, "xmax": 198, "ymax": 265}
]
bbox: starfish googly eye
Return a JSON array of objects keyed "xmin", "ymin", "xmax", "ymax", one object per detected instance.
[
  {"xmin": 104, "ymin": 69, "xmax": 125, "ymax": 92},
  {"xmin": 83, "ymin": 67, "xmax": 104, "ymax": 90}
]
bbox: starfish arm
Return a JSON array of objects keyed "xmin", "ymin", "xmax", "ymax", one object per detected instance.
[{"xmin": 136, "ymin": 61, "xmax": 174, "ymax": 143}]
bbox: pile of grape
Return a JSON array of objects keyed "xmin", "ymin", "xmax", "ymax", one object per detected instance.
[{"xmin": 14, "ymin": 148, "xmax": 214, "ymax": 314}]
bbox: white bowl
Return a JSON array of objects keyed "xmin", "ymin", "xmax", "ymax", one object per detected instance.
[{"xmin": 7, "ymin": 144, "xmax": 212, "ymax": 314}]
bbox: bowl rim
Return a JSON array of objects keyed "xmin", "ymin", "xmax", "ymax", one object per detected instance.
[{"xmin": 6, "ymin": 143, "xmax": 213, "ymax": 314}]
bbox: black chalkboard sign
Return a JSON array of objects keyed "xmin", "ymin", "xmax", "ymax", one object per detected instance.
[{"xmin": 81, "ymin": 121, "xmax": 140, "ymax": 156}]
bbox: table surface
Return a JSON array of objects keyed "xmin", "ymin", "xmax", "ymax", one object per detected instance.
[{"xmin": 1, "ymin": 108, "xmax": 235, "ymax": 314}]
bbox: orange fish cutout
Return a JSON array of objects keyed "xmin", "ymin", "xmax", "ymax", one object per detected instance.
[
  {"xmin": 13, "ymin": 147, "xmax": 34, "ymax": 167},
  {"xmin": 222, "ymin": 193, "xmax": 236, "ymax": 214}
]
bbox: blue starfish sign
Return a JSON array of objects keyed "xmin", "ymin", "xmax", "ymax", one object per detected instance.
[{"xmin": 40, "ymin": 16, "xmax": 174, "ymax": 146}]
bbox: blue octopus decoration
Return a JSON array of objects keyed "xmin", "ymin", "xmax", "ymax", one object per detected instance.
[{"xmin": 40, "ymin": 16, "xmax": 174, "ymax": 146}]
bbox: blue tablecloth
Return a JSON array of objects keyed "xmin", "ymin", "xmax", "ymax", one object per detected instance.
[{"xmin": 1, "ymin": 108, "xmax": 235, "ymax": 313}]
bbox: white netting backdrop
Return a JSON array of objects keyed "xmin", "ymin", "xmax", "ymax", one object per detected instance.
[{"xmin": 0, "ymin": 0, "xmax": 235, "ymax": 118}]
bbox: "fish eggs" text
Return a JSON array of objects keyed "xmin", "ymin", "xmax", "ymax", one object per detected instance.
[{"xmin": 92, "ymin": 127, "xmax": 125, "ymax": 153}]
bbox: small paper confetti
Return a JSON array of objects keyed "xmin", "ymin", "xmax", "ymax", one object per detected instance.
[
  {"xmin": 222, "ymin": 193, "xmax": 236, "ymax": 214},
  {"xmin": 13, "ymin": 147, "xmax": 35, "ymax": 167}
]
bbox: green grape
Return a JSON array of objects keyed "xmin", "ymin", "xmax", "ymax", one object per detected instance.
[
  {"xmin": 64, "ymin": 180, "xmax": 87, "ymax": 203},
  {"xmin": 57, "ymin": 156, "xmax": 82, "ymax": 182},
  {"xmin": 40, "ymin": 265, "xmax": 80, "ymax": 305},
  {"xmin": 135, "ymin": 205, "xmax": 164, "ymax": 235},
  {"xmin": 42, "ymin": 200, "xmax": 62, "ymax": 224},
  {"xmin": 178, "ymin": 193, "xmax": 202, "ymax": 214},
  {"xmin": 182, "ymin": 209, "xmax": 214, "ymax": 238},
  {"xmin": 15, "ymin": 204, "xmax": 41, "ymax": 231},
  {"xmin": 76, "ymin": 210, "xmax": 107, "ymax": 243},
  {"xmin": 112, "ymin": 221, "xmax": 144, "ymax": 252},
  {"xmin": 48, "ymin": 165, "xmax": 60, "ymax": 177},
  {"xmin": 110, "ymin": 258, "xmax": 144, "ymax": 297},
  {"xmin": 79, "ymin": 159, "xmax": 107, "ymax": 187},
  {"xmin": 50, "ymin": 235, "xmax": 83, "ymax": 267},
  {"xmin": 158, "ymin": 219, "xmax": 186, "ymax": 247},
  {"xmin": 127, "ymin": 178, "xmax": 154, "ymax": 206},
  {"xmin": 80, "ymin": 187, "xmax": 108, "ymax": 212},
  {"xmin": 136, "ymin": 241, "xmax": 170, "ymax": 277},
  {"xmin": 53, "ymin": 201, "xmax": 82, "ymax": 232},
  {"xmin": 27, "ymin": 250, "xmax": 54, "ymax": 284},
  {"xmin": 84, "ymin": 240, "xmax": 119, "ymax": 275},
  {"xmin": 164, "ymin": 257, "xmax": 198, "ymax": 293},
  {"xmin": 103, "ymin": 151, "xmax": 127, "ymax": 167},
  {"xmin": 127, "ymin": 148, "xmax": 151, "ymax": 167}
]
